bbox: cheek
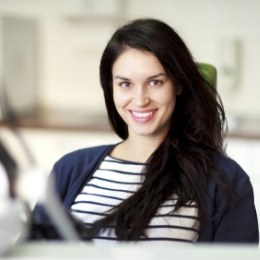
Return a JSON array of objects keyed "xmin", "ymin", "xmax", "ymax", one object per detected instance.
[
  {"xmin": 113, "ymin": 91, "xmax": 121, "ymax": 109},
  {"xmin": 156, "ymin": 86, "xmax": 177, "ymax": 108},
  {"xmin": 164, "ymin": 95, "xmax": 177, "ymax": 115},
  {"xmin": 158, "ymin": 91, "xmax": 177, "ymax": 118},
  {"xmin": 113, "ymin": 90, "xmax": 129, "ymax": 112}
]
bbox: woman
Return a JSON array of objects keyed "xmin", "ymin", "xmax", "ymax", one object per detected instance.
[{"xmin": 45, "ymin": 19, "xmax": 259, "ymax": 243}]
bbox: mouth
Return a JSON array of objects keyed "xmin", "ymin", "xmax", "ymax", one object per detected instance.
[{"xmin": 129, "ymin": 109, "xmax": 157, "ymax": 123}]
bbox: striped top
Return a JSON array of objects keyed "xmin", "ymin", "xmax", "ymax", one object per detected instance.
[{"xmin": 71, "ymin": 156, "xmax": 199, "ymax": 244}]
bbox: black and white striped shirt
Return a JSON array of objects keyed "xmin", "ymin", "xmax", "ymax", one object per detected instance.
[{"xmin": 71, "ymin": 156, "xmax": 199, "ymax": 244}]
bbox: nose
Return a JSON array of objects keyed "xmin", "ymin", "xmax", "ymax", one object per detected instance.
[{"xmin": 133, "ymin": 86, "xmax": 150, "ymax": 107}]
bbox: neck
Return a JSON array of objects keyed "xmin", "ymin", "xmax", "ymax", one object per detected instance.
[{"xmin": 112, "ymin": 135, "xmax": 164, "ymax": 163}]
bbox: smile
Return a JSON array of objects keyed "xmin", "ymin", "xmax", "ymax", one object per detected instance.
[{"xmin": 130, "ymin": 110, "xmax": 156, "ymax": 122}]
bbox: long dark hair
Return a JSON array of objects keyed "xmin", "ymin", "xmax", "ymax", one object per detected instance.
[{"xmin": 92, "ymin": 18, "xmax": 230, "ymax": 240}]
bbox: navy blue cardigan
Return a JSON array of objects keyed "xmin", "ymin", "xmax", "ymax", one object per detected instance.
[{"xmin": 46, "ymin": 144, "xmax": 259, "ymax": 243}]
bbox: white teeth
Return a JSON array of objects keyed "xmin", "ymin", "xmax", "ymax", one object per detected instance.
[{"xmin": 132, "ymin": 111, "xmax": 153, "ymax": 118}]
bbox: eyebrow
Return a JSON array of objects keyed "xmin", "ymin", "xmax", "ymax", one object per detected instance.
[
  {"xmin": 147, "ymin": 73, "xmax": 167, "ymax": 80},
  {"xmin": 114, "ymin": 76, "xmax": 129, "ymax": 80},
  {"xmin": 114, "ymin": 73, "xmax": 167, "ymax": 81}
]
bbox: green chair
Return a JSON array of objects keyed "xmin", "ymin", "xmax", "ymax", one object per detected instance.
[{"xmin": 197, "ymin": 62, "xmax": 217, "ymax": 89}]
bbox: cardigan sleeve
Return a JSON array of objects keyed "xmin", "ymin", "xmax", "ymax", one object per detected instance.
[
  {"xmin": 31, "ymin": 145, "xmax": 114, "ymax": 223},
  {"xmin": 211, "ymin": 159, "xmax": 259, "ymax": 243},
  {"xmin": 51, "ymin": 144, "xmax": 114, "ymax": 208}
]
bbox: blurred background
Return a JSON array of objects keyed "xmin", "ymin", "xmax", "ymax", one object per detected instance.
[{"xmin": 0, "ymin": 0, "xmax": 259, "ymax": 218}]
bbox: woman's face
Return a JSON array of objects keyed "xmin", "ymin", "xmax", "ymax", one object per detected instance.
[{"xmin": 112, "ymin": 48, "xmax": 178, "ymax": 140}]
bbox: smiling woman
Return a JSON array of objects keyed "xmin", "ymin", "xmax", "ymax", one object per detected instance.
[
  {"xmin": 33, "ymin": 18, "xmax": 259, "ymax": 244},
  {"xmin": 111, "ymin": 48, "xmax": 176, "ymax": 150}
]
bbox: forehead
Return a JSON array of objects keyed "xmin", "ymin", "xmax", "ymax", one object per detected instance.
[{"xmin": 112, "ymin": 48, "xmax": 165, "ymax": 77}]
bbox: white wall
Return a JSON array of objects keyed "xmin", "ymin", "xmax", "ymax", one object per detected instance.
[
  {"xmin": 0, "ymin": 0, "xmax": 260, "ymax": 119},
  {"xmin": 124, "ymin": 0, "xmax": 260, "ymax": 118}
]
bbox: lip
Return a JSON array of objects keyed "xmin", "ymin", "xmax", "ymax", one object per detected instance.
[{"xmin": 129, "ymin": 109, "xmax": 157, "ymax": 123}]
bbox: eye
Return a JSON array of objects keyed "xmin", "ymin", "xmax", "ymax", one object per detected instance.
[
  {"xmin": 149, "ymin": 79, "xmax": 163, "ymax": 86},
  {"xmin": 119, "ymin": 81, "xmax": 131, "ymax": 88}
]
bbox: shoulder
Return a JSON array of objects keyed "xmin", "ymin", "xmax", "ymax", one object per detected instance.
[
  {"xmin": 208, "ymin": 154, "xmax": 255, "ymax": 205},
  {"xmin": 51, "ymin": 144, "xmax": 116, "ymax": 200},
  {"xmin": 212, "ymin": 154, "xmax": 250, "ymax": 185},
  {"xmin": 200, "ymin": 154, "xmax": 259, "ymax": 243},
  {"xmin": 54, "ymin": 144, "xmax": 115, "ymax": 169},
  {"xmin": 52, "ymin": 144, "xmax": 116, "ymax": 183}
]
